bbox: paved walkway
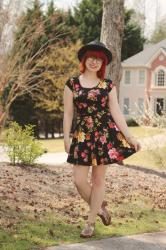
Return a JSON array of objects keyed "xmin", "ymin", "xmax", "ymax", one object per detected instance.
[{"xmin": 46, "ymin": 231, "xmax": 166, "ymax": 250}]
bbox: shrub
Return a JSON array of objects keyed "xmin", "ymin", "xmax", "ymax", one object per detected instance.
[
  {"xmin": 4, "ymin": 121, "xmax": 44, "ymax": 165},
  {"xmin": 126, "ymin": 117, "xmax": 139, "ymax": 127},
  {"xmin": 133, "ymin": 109, "xmax": 166, "ymax": 128}
]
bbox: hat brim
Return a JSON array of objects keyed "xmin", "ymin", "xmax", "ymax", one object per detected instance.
[{"xmin": 78, "ymin": 44, "xmax": 112, "ymax": 65}]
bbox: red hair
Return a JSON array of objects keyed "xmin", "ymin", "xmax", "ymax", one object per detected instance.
[{"xmin": 79, "ymin": 50, "xmax": 108, "ymax": 79}]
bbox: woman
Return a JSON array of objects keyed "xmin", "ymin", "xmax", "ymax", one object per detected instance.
[{"xmin": 63, "ymin": 40, "xmax": 141, "ymax": 238}]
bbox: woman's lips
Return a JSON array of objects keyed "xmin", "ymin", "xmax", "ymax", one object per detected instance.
[{"xmin": 89, "ymin": 64, "xmax": 98, "ymax": 69}]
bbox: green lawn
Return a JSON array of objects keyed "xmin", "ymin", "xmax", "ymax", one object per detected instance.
[
  {"xmin": 0, "ymin": 200, "xmax": 165, "ymax": 250},
  {"xmin": 128, "ymin": 126, "xmax": 165, "ymax": 138},
  {"xmin": 124, "ymin": 144, "xmax": 166, "ymax": 170},
  {"xmin": 39, "ymin": 138, "xmax": 65, "ymax": 153},
  {"xmin": 1, "ymin": 126, "xmax": 166, "ymax": 170},
  {"xmin": 38, "ymin": 126, "xmax": 166, "ymax": 153},
  {"xmin": 1, "ymin": 126, "xmax": 165, "ymax": 150},
  {"xmin": 38, "ymin": 127, "xmax": 166, "ymax": 170}
]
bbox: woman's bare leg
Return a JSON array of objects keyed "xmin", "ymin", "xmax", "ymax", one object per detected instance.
[
  {"xmin": 73, "ymin": 164, "xmax": 107, "ymax": 214},
  {"xmin": 88, "ymin": 164, "xmax": 108, "ymax": 223},
  {"xmin": 73, "ymin": 164, "xmax": 91, "ymax": 204}
]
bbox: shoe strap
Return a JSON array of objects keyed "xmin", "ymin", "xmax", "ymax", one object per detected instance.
[{"xmin": 86, "ymin": 221, "xmax": 95, "ymax": 228}]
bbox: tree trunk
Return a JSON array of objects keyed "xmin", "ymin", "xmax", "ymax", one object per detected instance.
[
  {"xmin": 51, "ymin": 120, "xmax": 55, "ymax": 139},
  {"xmin": 100, "ymin": 0, "xmax": 125, "ymax": 101},
  {"xmin": 44, "ymin": 120, "xmax": 48, "ymax": 139},
  {"xmin": 0, "ymin": 107, "xmax": 10, "ymax": 134},
  {"xmin": 0, "ymin": 112, "xmax": 7, "ymax": 134},
  {"xmin": 101, "ymin": 0, "xmax": 125, "ymax": 165}
]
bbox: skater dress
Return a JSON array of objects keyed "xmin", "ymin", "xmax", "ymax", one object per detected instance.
[{"xmin": 65, "ymin": 76, "xmax": 136, "ymax": 166}]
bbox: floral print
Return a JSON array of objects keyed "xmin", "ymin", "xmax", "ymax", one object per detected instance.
[{"xmin": 65, "ymin": 76, "xmax": 136, "ymax": 166}]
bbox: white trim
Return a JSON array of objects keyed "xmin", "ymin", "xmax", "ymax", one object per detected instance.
[
  {"xmin": 152, "ymin": 65, "xmax": 166, "ymax": 87},
  {"xmin": 146, "ymin": 48, "xmax": 166, "ymax": 67},
  {"xmin": 122, "ymin": 63, "xmax": 149, "ymax": 68}
]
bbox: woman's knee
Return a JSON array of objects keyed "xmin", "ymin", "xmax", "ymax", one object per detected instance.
[
  {"xmin": 73, "ymin": 176, "xmax": 88, "ymax": 188},
  {"xmin": 91, "ymin": 165, "xmax": 107, "ymax": 186},
  {"xmin": 73, "ymin": 165, "xmax": 89, "ymax": 188}
]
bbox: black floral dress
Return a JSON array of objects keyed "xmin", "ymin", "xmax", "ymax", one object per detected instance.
[{"xmin": 65, "ymin": 76, "xmax": 136, "ymax": 166}]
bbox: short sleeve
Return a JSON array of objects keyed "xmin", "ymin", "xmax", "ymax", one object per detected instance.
[
  {"xmin": 107, "ymin": 79, "xmax": 116, "ymax": 93},
  {"xmin": 65, "ymin": 78, "xmax": 73, "ymax": 92}
]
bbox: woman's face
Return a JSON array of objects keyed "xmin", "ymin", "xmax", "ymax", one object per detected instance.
[{"xmin": 85, "ymin": 56, "xmax": 103, "ymax": 72}]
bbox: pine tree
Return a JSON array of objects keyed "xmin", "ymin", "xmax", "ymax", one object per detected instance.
[
  {"xmin": 67, "ymin": 0, "xmax": 145, "ymax": 60},
  {"xmin": 122, "ymin": 9, "xmax": 146, "ymax": 61}
]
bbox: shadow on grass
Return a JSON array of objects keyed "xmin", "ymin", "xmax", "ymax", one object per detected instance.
[{"xmin": 124, "ymin": 164, "xmax": 166, "ymax": 179}]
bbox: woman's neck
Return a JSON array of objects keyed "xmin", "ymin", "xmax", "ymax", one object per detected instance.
[{"xmin": 82, "ymin": 70, "xmax": 99, "ymax": 80}]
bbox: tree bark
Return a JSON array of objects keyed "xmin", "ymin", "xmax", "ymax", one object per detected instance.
[
  {"xmin": 101, "ymin": 0, "xmax": 125, "ymax": 165},
  {"xmin": 100, "ymin": 0, "xmax": 125, "ymax": 101}
]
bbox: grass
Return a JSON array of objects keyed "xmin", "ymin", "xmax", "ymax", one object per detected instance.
[
  {"xmin": 124, "ymin": 144, "xmax": 166, "ymax": 169},
  {"xmin": 39, "ymin": 138, "xmax": 65, "ymax": 153},
  {"xmin": 128, "ymin": 126, "xmax": 165, "ymax": 138},
  {"xmin": 1, "ymin": 125, "xmax": 166, "ymax": 170},
  {"xmin": 0, "ymin": 196, "xmax": 165, "ymax": 250},
  {"xmin": 1, "ymin": 126, "xmax": 165, "ymax": 152},
  {"xmin": 37, "ymin": 127, "xmax": 166, "ymax": 173},
  {"xmin": 38, "ymin": 126, "xmax": 166, "ymax": 153}
]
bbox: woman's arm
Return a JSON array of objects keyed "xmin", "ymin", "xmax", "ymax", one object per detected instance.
[
  {"xmin": 63, "ymin": 85, "xmax": 74, "ymax": 152},
  {"xmin": 108, "ymin": 86, "xmax": 134, "ymax": 140}
]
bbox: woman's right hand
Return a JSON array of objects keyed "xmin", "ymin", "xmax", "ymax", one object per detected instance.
[
  {"xmin": 64, "ymin": 138, "xmax": 71, "ymax": 154},
  {"xmin": 126, "ymin": 136, "xmax": 141, "ymax": 152}
]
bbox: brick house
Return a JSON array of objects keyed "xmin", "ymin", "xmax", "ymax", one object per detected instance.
[{"xmin": 119, "ymin": 39, "xmax": 166, "ymax": 118}]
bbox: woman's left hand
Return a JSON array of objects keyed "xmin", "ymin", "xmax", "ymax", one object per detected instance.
[{"xmin": 126, "ymin": 136, "xmax": 141, "ymax": 152}]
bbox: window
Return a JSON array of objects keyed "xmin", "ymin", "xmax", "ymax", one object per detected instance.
[
  {"xmin": 123, "ymin": 98, "xmax": 130, "ymax": 114},
  {"xmin": 139, "ymin": 70, "xmax": 145, "ymax": 84},
  {"xmin": 155, "ymin": 69, "xmax": 165, "ymax": 86},
  {"xmin": 125, "ymin": 70, "xmax": 131, "ymax": 84},
  {"xmin": 138, "ymin": 98, "xmax": 144, "ymax": 114}
]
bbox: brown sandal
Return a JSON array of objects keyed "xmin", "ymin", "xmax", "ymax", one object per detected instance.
[
  {"xmin": 80, "ymin": 221, "xmax": 95, "ymax": 238},
  {"xmin": 97, "ymin": 200, "xmax": 111, "ymax": 226}
]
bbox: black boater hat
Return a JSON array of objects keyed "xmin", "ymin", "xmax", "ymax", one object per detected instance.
[{"xmin": 77, "ymin": 40, "xmax": 112, "ymax": 65}]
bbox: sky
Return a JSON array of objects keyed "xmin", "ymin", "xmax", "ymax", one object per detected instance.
[
  {"xmin": 41, "ymin": 0, "xmax": 166, "ymax": 38},
  {"xmin": 125, "ymin": 0, "xmax": 166, "ymax": 37}
]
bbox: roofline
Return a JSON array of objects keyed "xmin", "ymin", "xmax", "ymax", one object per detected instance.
[
  {"xmin": 121, "ymin": 40, "xmax": 166, "ymax": 67},
  {"xmin": 146, "ymin": 47, "xmax": 166, "ymax": 67}
]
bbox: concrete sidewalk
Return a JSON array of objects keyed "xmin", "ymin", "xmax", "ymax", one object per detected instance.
[{"xmin": 46, "ymin": 231, "xmax": 166, "ymax": 250}]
